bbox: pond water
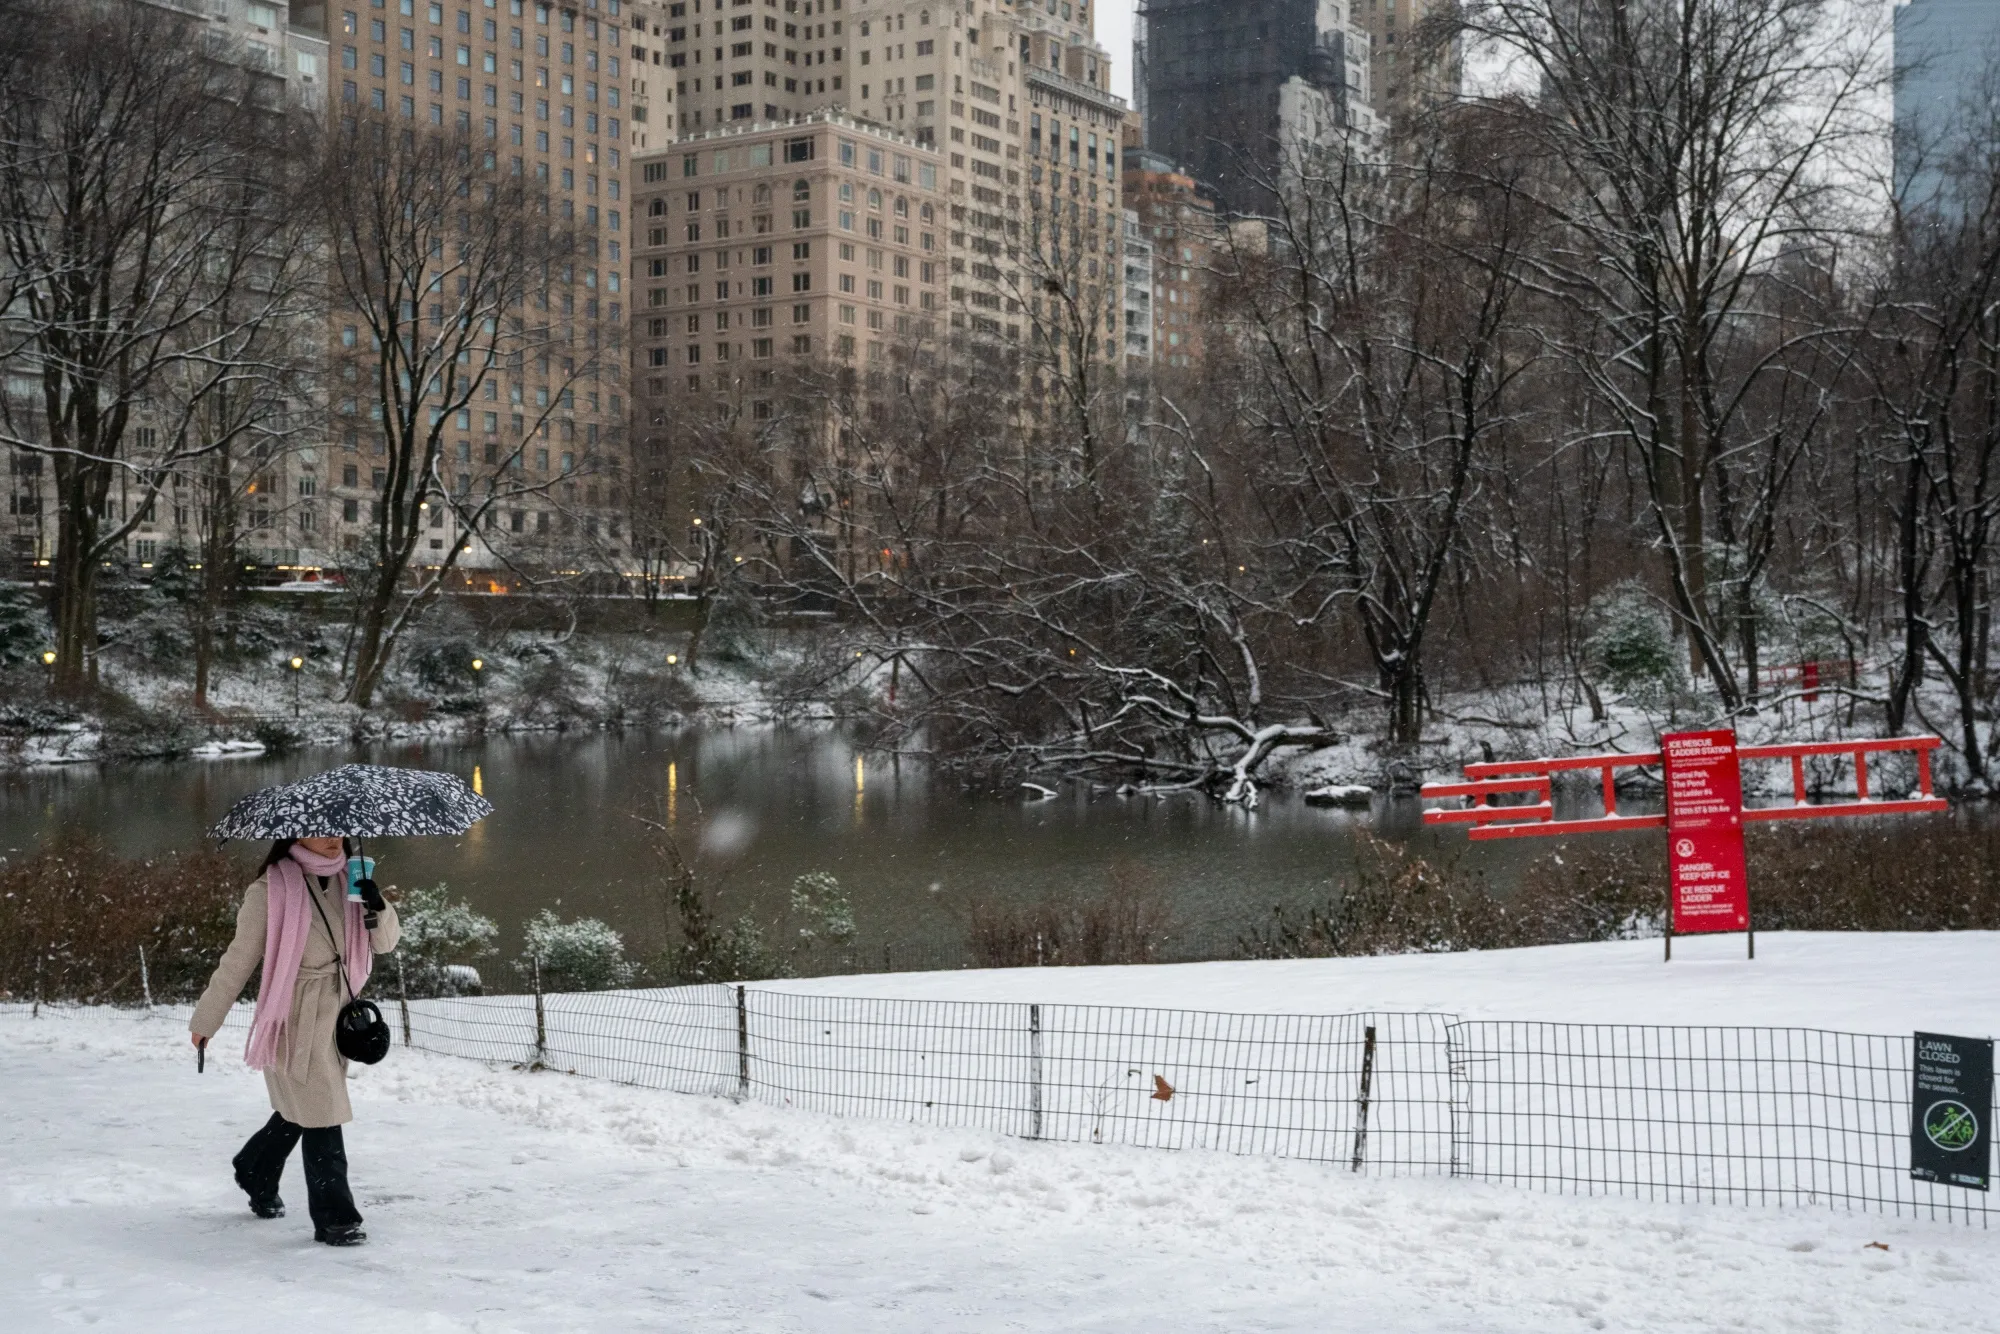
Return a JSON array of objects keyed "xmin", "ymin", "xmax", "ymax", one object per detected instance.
[{"xmin": 0, "ymin": 730, "xmax": 1593, "ymax": 966}]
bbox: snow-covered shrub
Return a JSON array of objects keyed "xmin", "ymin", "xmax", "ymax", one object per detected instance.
[
  {"xmin": 1584, "ymin": 581, "xmax": 1684, "ymax": 706},
  {"xmin": 100, "ymin": 570, "xmax": 193, "ymax": 670},
  {"xmin": 401, "ymin": 601, "xmax": 484, "ymax": 697},
  {"xmin": 0, "ymin": 585, "xmax": 48, "ymax": 668},
  {"xmin": 511, "ymin": 655, "xmax": 595, "ymax": 728},
  {"xmin": 251, "ymin": 718, "xmax": 302, "ymax": 754},
  {"xmin": 409, "ymin": 637, "xmax": 483, "ymax": 696},
  {"xmin": 391, "ymin": 884, "xmax": 499, "ymax": 997},
  {"xmin": 701, "ymin": 574, "xmax": 764, "ymax": 664},
  {"xmin": 789, "ymin": 871, "xmax": 857, "ymax": 947},
  {"xmin": 94, "ymin": 688, "xmax": 201, "ymax": 759},
  {"xmin": 607, "ymin": 665, "xmax": 697, "ymax": 727},
  {"xmin": 519, "ymin": 908, "xmax": 634, "ymax": 992},
  {"xmin": 657, "ymin": 876, "xmax": 789, "ymax": 983}
]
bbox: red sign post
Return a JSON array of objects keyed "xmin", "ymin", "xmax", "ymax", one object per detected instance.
[
  {"xmin": 1660, "ymin": 730, "xmax": 1750, "ymax": 957},
  {"xmin": 1420, "ymin": 733, "xmax": 1948, "ymax": 963}
]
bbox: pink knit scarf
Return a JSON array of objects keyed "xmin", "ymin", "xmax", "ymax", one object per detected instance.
[{"xmin": 243, "ymin": 845, "xmax": 373, "ymax": 1072}]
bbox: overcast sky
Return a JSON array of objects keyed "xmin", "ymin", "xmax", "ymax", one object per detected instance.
[{"xmin": 1098, "ymin": 0, "xmax": 1136, "ymax": 99}]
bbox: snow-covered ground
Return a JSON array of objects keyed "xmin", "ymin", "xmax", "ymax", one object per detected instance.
[
  {"xmin": 8, "ymin": 936, "xmax": 2000, "ymax": 1332},
  {"xmin": 775, "ymin": 932, "xmax": 2000, "ymax": 1037}
]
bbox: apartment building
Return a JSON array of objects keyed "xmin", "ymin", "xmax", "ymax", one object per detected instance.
[
  {"xmin": 324, "ymin": 0, "xmax": 633, "ymax": 568},
  {"xmin": 630, "ymin": 0, "xmax": 1125, "ymax": 375},
  {"xmin": 633, "ymin": 114, "xmax": 946, "ymax": 411},
  {"xmin": 1353, "ymin": 0, "xmax": 1456, "ymax": 129},
  {"xmin": 1121, "ymin": 147, "xmax": 1219, "ymax": 372},
  {"xmin": 1019, "ymin": 0, "xmax": 1127, "ymax": 388},
  {"xmin": 1120, "ymin": 209, "xmax": 1151, "ymax": 367}
]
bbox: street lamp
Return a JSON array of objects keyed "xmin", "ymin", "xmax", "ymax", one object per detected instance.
[
  {"xmin": 40, "ymin": 649, "xmax": 55, "ymax": 668},
  {"xmin": 470, "ymin": 657, "xmax": 484, "ymax": 673},
  {"xmin": 288, "ymin": 655, "xmax": 304, "ymax": 718},
  {"xmin": 666, "ymin": 653, "xmax": 679, "ymax": 667}
]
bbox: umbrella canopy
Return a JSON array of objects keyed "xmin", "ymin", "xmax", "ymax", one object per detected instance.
[{"xmin": 209, "ymin": 763, "xmax": 493, "ymax": 841}]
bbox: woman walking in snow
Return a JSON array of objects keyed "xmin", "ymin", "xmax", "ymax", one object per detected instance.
[{"xmin": 190, "ymin": 836, "xmax": 400, "ymax": 1246}]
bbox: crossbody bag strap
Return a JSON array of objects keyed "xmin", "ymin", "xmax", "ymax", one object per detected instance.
[{"xmin": 304, "ymin": 875, "xmax": 359, "ymax": 1006}]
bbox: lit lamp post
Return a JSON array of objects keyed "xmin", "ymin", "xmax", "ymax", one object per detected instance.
[
  {"xmin": 39, "ymin": 649, "xmax": 55, "ymax": 686},
  {"xmin": 666, "ymin": 653, "xmax": 679, "ymax": 667},
  {"xmin": 287, "ymin": 655, "xmax": 304, "ymax": 718},
  {"xmin": 469, "ymin": 656, "xmax": 484, "ymax": 700}
]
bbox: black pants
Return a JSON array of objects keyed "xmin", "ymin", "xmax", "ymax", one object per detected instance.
[{"xmin": 232, "ymin": 1112, "xmax": 363, "ymax": 1230}]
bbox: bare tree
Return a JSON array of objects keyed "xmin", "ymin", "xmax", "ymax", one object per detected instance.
[
  {"xmin": 1457, "ymin": 0, "xmax": 1881, "ymax": 710},
  {"xmin": 1862, "ymin": 77, "xmax": 2000, "ymax": 778},
  {"xmin": 1229, "ymin": 116, "xmax": 1541, "ymax": 745},
  {"xmin": 0, "ymin": 0, "xmax": 315, "ymax": 694},
  {"xmin": 322, "ymin": 113, "xmax": 599, "ymax": 706}
]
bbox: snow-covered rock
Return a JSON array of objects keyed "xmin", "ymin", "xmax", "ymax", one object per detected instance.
[
  {"xmin": 1301, "ymin": 782, "xmax": 1373, "ymax": 807},
  {"xmin": 189, "ymin": 739, "xmax": 267, "ymax": 759}
]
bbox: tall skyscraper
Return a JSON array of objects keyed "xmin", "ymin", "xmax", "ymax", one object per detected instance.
[
  {"xmin": 1894, "ymin": 0, "xmax": 2000, "ymax": 213},
  {"xmin": 1139, "ymin": 0, "xmax": 1376, "ymax": 218}
]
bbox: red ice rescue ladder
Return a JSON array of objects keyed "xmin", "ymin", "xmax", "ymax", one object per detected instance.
[{"xmin": 1421, "ymin": 732, "xmax": 1949, "ymax": 960}]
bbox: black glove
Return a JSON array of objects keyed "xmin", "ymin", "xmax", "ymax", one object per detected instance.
[{"xmin": 354, "ymin": 877, "xmax": 387, "ymax": 913}]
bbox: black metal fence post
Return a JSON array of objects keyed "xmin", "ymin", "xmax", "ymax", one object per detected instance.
[
  {"xmin": 1350, "ymin": 1024, "xmax": 1377, "ymax": 1173},
  {"xmin": 735, "ymin": 984, "xmax": 750, "ymax": 1098},
  {"xmin": 397, "ymin": 952, "xmax": 413, "ymax": 1048},
  {"xmin": 531, "ymin": 953, "xmax": 546, "ymax": 1066},
  {"xmin": 1028, "ymin": 1003, "xmax": 1044, "ymax": 1140},
  {"xmin": 1446, "ymin": 1021, "xmax": 1469, "ymax": 1180}
]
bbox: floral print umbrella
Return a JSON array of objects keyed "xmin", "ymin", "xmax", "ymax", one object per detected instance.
[{"xmin": 209, "ymin": 763, "xmax": 493, "ymax": 840}]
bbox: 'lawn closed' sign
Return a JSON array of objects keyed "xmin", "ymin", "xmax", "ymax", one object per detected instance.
[{"xmin": 1911, "ymin": 1032, "xmax": 1993, "ymax": 1191}]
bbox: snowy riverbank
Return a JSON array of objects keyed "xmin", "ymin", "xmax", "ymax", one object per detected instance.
[{"xmin": 8, "ymin": 937, "xmax": 2000, "ymax": 1332}]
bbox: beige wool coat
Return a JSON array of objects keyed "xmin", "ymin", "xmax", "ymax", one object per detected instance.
[{"xmin": 191, "ymin": 872, "xmax": 401, "ymax": 1129}]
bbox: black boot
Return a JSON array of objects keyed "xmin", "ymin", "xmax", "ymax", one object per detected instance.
[
  {"xmin": 232, "ymin": 1113, "xmax": 301, "ymax": 1221},
  {"xmin": 300, "ymin": 1125, "xmax": 366, "ymax": 1243},
  {"xmin": 245, "ymin": 1191, "xmax": 286, "ymax": 1220},
  {"xmin": 314, "ymin": 1224, "xmax": 368, "ymax": 1246}
]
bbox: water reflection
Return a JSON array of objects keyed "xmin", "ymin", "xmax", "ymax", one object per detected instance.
[{"xmin": 0, "ymin": 729, "xmax": 1554, "ymax": 957}]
